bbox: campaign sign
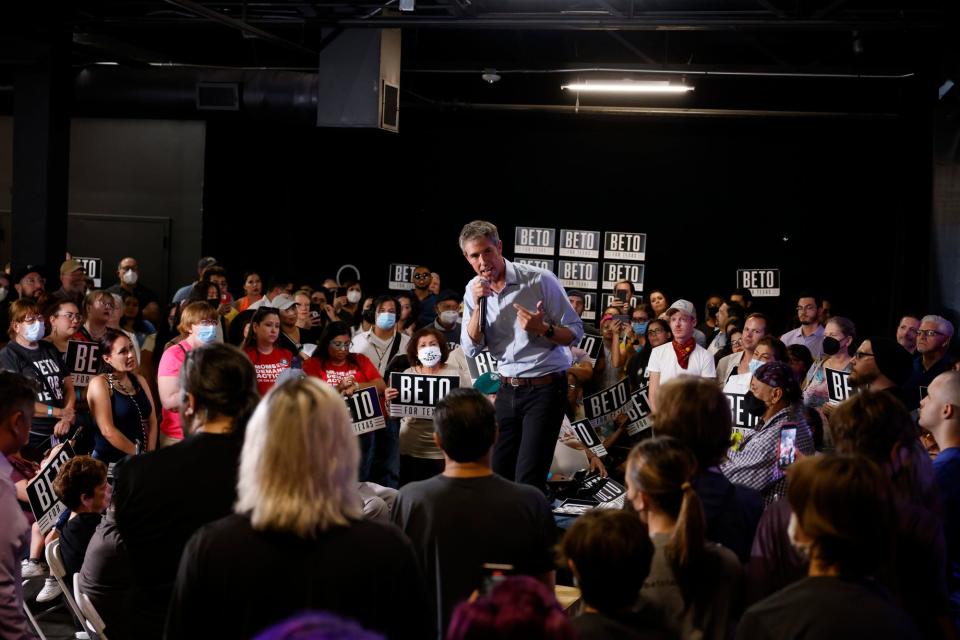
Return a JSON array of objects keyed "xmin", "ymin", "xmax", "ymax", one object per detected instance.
[
  {"xmin": 466, "ymin": 350, "xmax": 499, "ymax": 383},
  {"xmin": 601, "ymin": 293, "xmax": 641, "ymax": 311},
  {"xmin": 514, "ymin": 257, "xmax": 555, "ymax": 272},
  {"xmin": 514, "ymin": 227, "xmax": 556, "ymax": 256},
  {"xmin": 27, "ymin": 443, "xmax": 75, "ymax": 536},
  {"xmin": 736, "ymin": 269, "xmax": 781, "ymax": 298},
  {"xmin": 723, "ymin": 373, "xmax": 760, "ymax": 435},
  {"xmin": 75, "ymin": 256, "xmax": 103, "ymax": 288},
  {"xmin": 826, "ymin": 368, "xmax": 855, "ymax": 405},
  {"xmin": 624, "ymin": 386, "xmax": 653, "ymax": 436},
  {"xmin": 581, "ymin": 292, "xmax": 597, "ymax": 322},
  {"xmin": 577, "ymin": 335, "xmax": 603, "ymax": 367},
  {"xmin": 569, "ymin": 419, "xmax": 608, "ymax": 458},
  {"xmin": 580, "ymin": 471, "xmax": 627, "ymax": 510},
  {"xmin": 389, "ymin": 372, "xmax": 460, "ymax": 418},
  {"xmin": 603, "ymin": 232, "xmax": 646, "ymax": 261},
  {"xmin": 583, "ymin": 379, "xmax": 631, "ymax": 429},
  {"xmin": 559, "ymin": 229, "xmax": 601, "ymax": 259},
  {"xmin": 388, "ymin": 263, "xmax": 417, "ymax": 291},
  {"xmin": 558, "ymin": 260, "xmax": 599, "ymax": 290},
  {"xmin": 66, "ymin": 339, "xmax": 101, "ymax": 387},
  {"xmin": 344, "ymin": 387, "xmax": 386, "ymax": 436},
  {"xmin": 601, "ymin": 262, "xmax": 645, "ymax": 292}
]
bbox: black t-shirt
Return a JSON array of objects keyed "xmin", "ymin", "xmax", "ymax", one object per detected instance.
[
  {"xmin": 737, "ymin": 576, "xmax": 920, "ymax": 640},
  {"xmin": 278, "ymin": 326, "xmax": 321, "ymax": 357},
  {"xmin": 58, "ymin": 511, "xmax": 103, "ymax": 579},
  {"xmin": 694, "ymin": 469, "xmax": 763, "ymax": 564},
  {"xmin": 392, "ymin": 473, "xmax": 557, "ymax": 635},
  {"xmin": 0, "ymin": 340, "xmax": 69, "ymax": 431},
  {"xmin": 113, "ymin": 431, "xmax": 243, "ymax": 639},
  {"xmin": 166, "ymin": 513, "xmax": 431, "ymax": 640},
  {"xmin": 572, "ymin": 608, "xmax": 675, "ymax": 640}
]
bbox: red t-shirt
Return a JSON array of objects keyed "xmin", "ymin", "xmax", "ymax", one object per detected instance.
[
  {"xmin": 244, "ymin": 346, "xmax": 294, "ymax": 396},
  {"xmin": 303, "ymin": 353, "xmax": 381, "ymax": 387}
]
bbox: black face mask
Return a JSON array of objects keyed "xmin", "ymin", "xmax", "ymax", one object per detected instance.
[
  {"xmin": 707, "ymin": 305, "xmax": 720, "ymax": 319},
  {"xmin": 743, "ymin": 391, "xmax": 767, "ymax": 418},
  {"xmin": 822, "ymin": 336, "xmax": 841, "ymax": 356}
]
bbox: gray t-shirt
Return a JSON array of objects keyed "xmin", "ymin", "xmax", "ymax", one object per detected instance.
[{"xmin": 642, "ymin": 532, "xmax": 741, "ymax": 640}]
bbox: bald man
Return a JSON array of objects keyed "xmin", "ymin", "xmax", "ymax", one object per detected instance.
[{"xmin": 919, "ymin": 370, "xmax": 960, "ymax": 626}]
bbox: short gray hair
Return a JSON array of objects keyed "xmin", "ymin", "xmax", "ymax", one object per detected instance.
[
  {"xmin": 921, "ymin": 315, "xmax": 955, "ymax": 339},
  {"xmin": 458, "ymin": 220, "xmax": 500, "ymax": 252}
]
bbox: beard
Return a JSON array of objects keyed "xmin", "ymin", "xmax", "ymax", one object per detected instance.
[{"xmin": 848, "ymin": 368, "xmax": 877, "ymax": 387}]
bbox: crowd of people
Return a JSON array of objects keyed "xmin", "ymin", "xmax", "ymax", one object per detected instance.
[{"xmin": 0, "ymin": 220, "xmax": 958, "ymax": 640}]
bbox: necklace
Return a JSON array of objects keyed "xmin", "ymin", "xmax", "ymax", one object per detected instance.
[{"xmin": 106, "ymin": 373, "xmax": 147, "ymax": 452}]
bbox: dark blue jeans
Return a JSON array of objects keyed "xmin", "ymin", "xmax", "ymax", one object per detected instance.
[
  {"xmin": 492, "ymin": 376, "xmax": 567, "ymax": 492},
  {"xmin": 358, "ymin": 417, "xmax": 400, "ymax": 488}
]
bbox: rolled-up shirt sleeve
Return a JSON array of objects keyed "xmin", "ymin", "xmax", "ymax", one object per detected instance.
[{"xmin": 539, "ymin": 271, "xmax": 583, "ymax": 344}]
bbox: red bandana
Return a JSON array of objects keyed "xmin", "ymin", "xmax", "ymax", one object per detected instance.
[{"xmin": 672, "ymin": 338, "xmax": 696, "ymax": 370}]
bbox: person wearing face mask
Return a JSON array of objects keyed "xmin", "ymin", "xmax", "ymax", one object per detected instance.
[
  {"xmin": 433, "ymin": 290, "xmax": 463, "ymax": 348},
  {"xmin": 624, "ymin": 318, "xmax": 672, "ymax": 391},
  {"xmin": 800, "ymin": 316, "xmax": 855, "ymax": 450},
  {"xmin": 385, "ymin": 328, "xmax": 471, "ymax": 485},
  {"xmin": 335, "ymin": 280, "xmax": 363, "ymax": 326},
  {"xmin": 106, "ymin": 256, "xmax": 161, "ymax": 327},
  {"xmin": 698, "ymin": 294, "xmax": 724, "ymax": 347},
  {"xmin": 721, "ymin": 361, "xmax": 814, "ymax": 505},
  {"xmin": 411, "ymin": 265, "xmax": 438, "ymax": 327},
  {"xmin": 738, "ymin": 455, "xmax": 919, "ymax": 640},
  {"xmin": 780, "ymin": 293, "xmax": 825, "ymax": 359},
  {"xmin": 716, "ymin": 313, "xmax": 771, "ymax": 384},
  {"xmin": 0, "ymin": 300, "xmax": 76, "ymax": 458},
  {"xmin": 155, "ymin": 302, "xmax": 220, "ymax": 447},
  {"xmin": 351, "ymin": 295, "xmax": 409, "ymax": 487},
  {"xmin": 748, "ymin": 336, "xmax": 789, "ymax": 375}
]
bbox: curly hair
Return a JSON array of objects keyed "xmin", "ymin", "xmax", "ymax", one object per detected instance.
[{"xmin": 52, "ymin": 456, "xmax": 107, "ymax": 511}]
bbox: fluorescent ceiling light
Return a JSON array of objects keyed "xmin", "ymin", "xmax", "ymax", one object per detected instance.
[{"xmin": 561, "ymin": 81, "xmax": 693, "ymax": 94}]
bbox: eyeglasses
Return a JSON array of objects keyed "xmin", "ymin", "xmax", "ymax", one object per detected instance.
[
  {"xmin": 195, "ymin": 320, "xmax": 219, "ymax": 327},
  {"xmin": 331, "ymin": 340, "xmax": 352, "ymax": 350},
  {"xmin": 917, "ymin": 329, "xmax": 944, "ymax": 338},
  {"xmin": 647, "ymin": 328, "xmax": 665, "ymax": 336},
  {"xmin": 853, "ymin": 351, "xmax": 875, "ymax": 359},
  {"xmin": 96, "ymin": 302, "xmax": 117, "ymax": 311},
  {"xmin": 55, "ymin": 312, "xmax": 81, "ymax": 320},
  {"xmin": 20, "ymin": 316, "xmax": 40, "ymax": 324},
  {"xmin": 412, "ymin": 273, "xmax": 431, "ymax": 280},
  {"xmin": 731, "ymin": 339, "xmax": 743, "ymax": 347}
]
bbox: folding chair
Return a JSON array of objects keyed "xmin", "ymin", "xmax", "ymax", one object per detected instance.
[
  {"xmin": 74, "ymin": 573, "xmax": 108, "ymax": 640},
  {"xmin": 45, "ymin": 539, "xmax": 95, "ymax": 640}
]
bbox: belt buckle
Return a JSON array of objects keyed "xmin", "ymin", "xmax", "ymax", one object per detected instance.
[{"xmin": 509, "ymin": 376, "xmax": 520, "ymax": 387}]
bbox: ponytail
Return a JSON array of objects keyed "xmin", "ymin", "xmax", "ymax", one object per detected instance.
[{"xmin": 666, "ymin": 479, "xmax": 706, "ymax": 599}]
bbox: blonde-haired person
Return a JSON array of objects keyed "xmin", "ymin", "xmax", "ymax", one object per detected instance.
[
  {"xmin": 626, "ymin": 436, "xmax": 741, "ymax": 640},
  {"xmin": 155, "ymin": 301, "xmax": 219, "ymax": 446},
  {"xmin": 166, "ymin": 377, "xmax": 432, "ymax": 640}
]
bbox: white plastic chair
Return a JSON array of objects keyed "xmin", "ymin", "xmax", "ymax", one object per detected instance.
[
  {"xmin": 45, "ymin": 539, "xmax": 95, "ymax": 640},
  {"xmin": 74, "ymin": 573, "xmax": 108, "ymax": 640}
]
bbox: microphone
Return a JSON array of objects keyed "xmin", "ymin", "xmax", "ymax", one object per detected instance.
[{"xmin": 477, "ymin": 279, "xmax": 488, "ymax": 330}]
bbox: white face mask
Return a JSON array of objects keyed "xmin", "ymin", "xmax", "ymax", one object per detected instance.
[
  {"xmin": 23, "ymin": 320, "xmax": 45, "ymax": 342},
  {"xmin": 440, "ymin": 310, "xmax": 460, "ymax": 326},
  {"xmin": 0, "ymin": 287, "xmax": 7, "ymax": 302},
  {"xmin": 122, "ymin": 269, "xmax": 138, "ymax": 285},
  {"xmin": 346, "ymin": 290, "xmax": 362, "ymax": 304},
  {"xmin": 418, "ymin": 345, "xmax": 442, "ymax": 367}
]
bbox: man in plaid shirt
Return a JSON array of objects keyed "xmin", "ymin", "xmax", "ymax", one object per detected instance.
[{"xmin": 721, "ymin": 361, "xmax": 814, "ymax": 504}]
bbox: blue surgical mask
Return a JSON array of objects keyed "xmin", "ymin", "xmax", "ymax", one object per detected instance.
[
  {"xmin": 376, "ymin": 312, "xmax": 397, "ymax": 331},
  {"xmin": 633, "ymin": 322, "xmax": 648, "ymax": 336},
  {"xmin": 195, "ymin": 324, "xmax": 218, "ymax": 344},
  {"xmin": 748, "ymin": 358, "xmax": 763, "ymax": 374},
  {"xmin": 23, "ymin": 320, "xmax": 45, "ymax": 342}
]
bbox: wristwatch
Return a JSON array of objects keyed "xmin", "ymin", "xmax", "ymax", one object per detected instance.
[{"xmin": 544, "ymin": 324, "xmax": 556, "ymax": 338}]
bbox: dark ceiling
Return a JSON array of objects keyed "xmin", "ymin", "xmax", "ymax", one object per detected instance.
[{"xmin": 1, "ymin": 1, "xmax": 958, "ymax": 118}]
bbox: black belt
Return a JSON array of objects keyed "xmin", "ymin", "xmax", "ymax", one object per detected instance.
[{"xmin": 500, "ymin": 372, "xmax": 566, "ymax": 387}]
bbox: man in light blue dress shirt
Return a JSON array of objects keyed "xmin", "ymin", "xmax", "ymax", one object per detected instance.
[{"xmin": 459, "ymin": 221, "xmax": 583, "ymax": 491}]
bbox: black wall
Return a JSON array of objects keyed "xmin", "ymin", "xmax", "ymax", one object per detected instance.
[{"xmin": 203, "ymin": 105, "xmax": 932, "ymax": 337}]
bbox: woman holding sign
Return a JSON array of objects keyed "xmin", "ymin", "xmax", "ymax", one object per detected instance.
[
  {"xmin": 800, "ymin": 316, "xmax": 855, "ymax": 450},
  {"xmin": 242, "ymin": 307, "xmax": 293, "ymax": 396},
  {"xmin": 304, "ymin": 322, "xmax": 384, "ymax": 397},
  {"xmin": 0, "ymin": 299, "xmax": 76, "ymax": 457},
  {"xmin": 385, "ymin": 327, "xmax": 471, "ymax": 485},
  {"xmin": 87, "ymin": 329, "xmax": 157, "ymax": 462}
]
